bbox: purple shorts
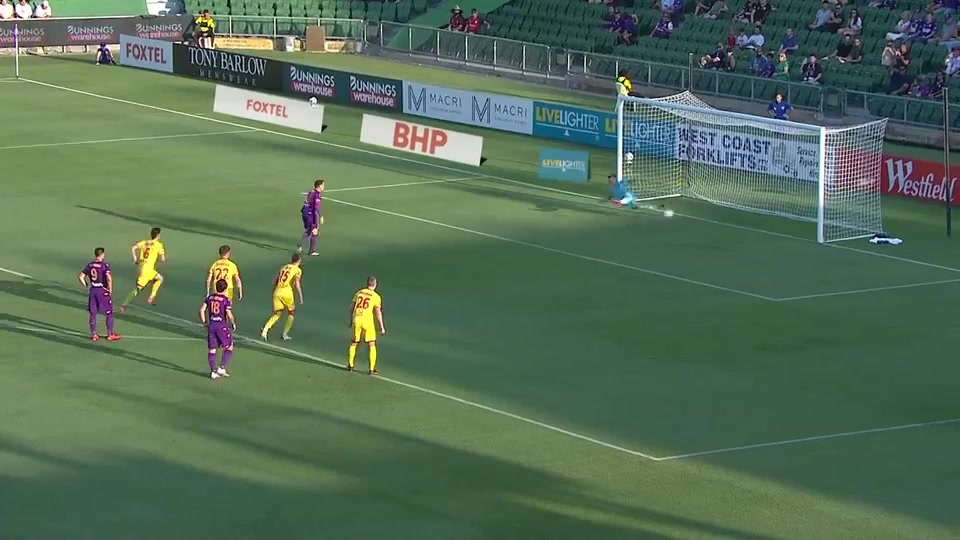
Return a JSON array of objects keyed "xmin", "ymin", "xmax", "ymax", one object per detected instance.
[
  {"xmin": 88, "ymin": 290, "xmax": 113, "ymax": 315},
  {"xmin": 302, "ymin": 214, "xmax": 317, "ymax": 231},
  {"xmin": 207, "ymin": 325, "xmax": 233, "ymax": 349}
]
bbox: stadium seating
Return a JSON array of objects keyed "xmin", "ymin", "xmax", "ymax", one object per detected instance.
[{"xmin": 188, "ymin": 0, "xmax": 426, "ymax": 23}]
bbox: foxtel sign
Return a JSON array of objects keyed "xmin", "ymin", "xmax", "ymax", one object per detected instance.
[{"xmin": 882, "ymin": 155, "xmax": 959, "ymax": 204}]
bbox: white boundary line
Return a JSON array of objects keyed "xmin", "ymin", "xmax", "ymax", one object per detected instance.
[
  {"xmin": 22, "ymin": 77, "xmax": 960, "ymax": 276},
  {"xmin": 773, "ymin": 277, "xmax": 960, "ymax": 302},
  {"xmin": 325, "ymin": 196, "xmax": 776, "ymax": 301},
  {"xmin": 316, "ymin": 176, "xmax": 483, "ymax": 194},
  {"xmin": 11, "ymin": 324, "xmax": 197, "ymax": 341},
  {"xmin": 656, "ymin": 417, "xmax": 960, "ymax": 461},
  {"xmin": 0, "ymin": 266, "xmax": 659, "ymax": 461},
  {"xmin": 0, "ymin": 129, "xmax": 253, "ymax": 151}
]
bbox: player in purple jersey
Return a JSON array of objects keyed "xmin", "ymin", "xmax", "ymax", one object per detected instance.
[
  {"xmin": 199, "ymin": 279, "xmax": 237, "ymax": 380},
  {"xmin": 298, "ymin": 179, "xmax": 325, "ymax": 256},
  {"xmin": 78, "ymin": 247, "xmax": 120, "ymax": 342}
]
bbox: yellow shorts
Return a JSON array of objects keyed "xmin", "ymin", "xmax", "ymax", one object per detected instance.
[
  {"xmin": 272, "ymin": 290, "xmax": 295, "ymax": 313},
  {"xmin": 136, "ymin": 269, "xmax": 159, "ymax": 288},
  {"xmin": 352, "ymin": 321, "xmax": 376, "ymax": 343}
]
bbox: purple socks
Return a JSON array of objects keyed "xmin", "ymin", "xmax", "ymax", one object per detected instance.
[
  {"xmin": 301, "ymin": 231, "xmax": 311, "ymax": 247},
  {"xmin": 89, "ymin": 312, "xmax": 97, "ymax": 335},
  {"xmin": 220, "ymin": 349, "xmax": 232, "ymax": 369},
  {"xmin": 105, "ymin": 313, "xmax": 115, "ymax": 335},
  {"xmin": 207, "ymin": 352, "xmax": 217, "ymax": 372},
  {"xmin": 309, "ymin": 235, "xmax": 317, "ymax": 253}
]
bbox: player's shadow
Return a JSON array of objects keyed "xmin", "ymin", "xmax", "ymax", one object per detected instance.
[
  {"xmin": 0, "ymin": 314, "xmax": 205, "ymax": 378},
  {"xmin": 76, "ymin": 205, "xmax": 290, "ymax": 252},
  {"xmin": 0, "ymin": 279, "xmax": 204, "ymax": 341}
]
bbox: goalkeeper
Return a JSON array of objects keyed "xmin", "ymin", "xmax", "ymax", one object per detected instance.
[{"xmin": 608, "ymin": 174, "xmax": 636, "ymax": 208}]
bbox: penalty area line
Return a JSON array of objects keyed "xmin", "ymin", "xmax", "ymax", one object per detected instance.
[
  {"xmin": 773, "ymin": 278, "xmax": 960, "ymax": 302},
  {"xmin": 312, "ymin": 176, "xmax": 484, "ymax": 194},
  {"xmin": 0, "ymin": 129, "xmax": 254, "ymax": 151},
  {"xmin": 656, "ymin": 417, "xmax": 960, "ymax": 461},
  {"xmin": 0, "ymin": 266, "xmax": 660, "ymax": 461},
  {"xmin": 12, "ymin": 325, "xmax": 197, "ymax": 341},
  {"xmin": 325, "ymin": 196, "xmax": 777, "ymax": 302}
]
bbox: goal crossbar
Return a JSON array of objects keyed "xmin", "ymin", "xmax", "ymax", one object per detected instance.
[{"xmin": 616, "ymin": 93, "xmax": 887, "ymax": 243}]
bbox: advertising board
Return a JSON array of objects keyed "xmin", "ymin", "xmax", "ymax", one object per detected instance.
[
  {"xmin": 360, "ymin": 114, "xmax": 483, "ymax": 166},
  {"xmin": 0, "ymin": 15, "xmax": 192, "ymax": 48},
  {"xmin": 403, "ymin": 82, "xmax": 533, "ymax": 134},
  {"xmin": 213, "ymin": 85, "xmax": 325, "ymax": 134}
]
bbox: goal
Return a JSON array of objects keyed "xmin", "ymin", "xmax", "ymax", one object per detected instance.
[{"xmin": 616, "ymin": 92, "xmax": 888, "ymax": 243}]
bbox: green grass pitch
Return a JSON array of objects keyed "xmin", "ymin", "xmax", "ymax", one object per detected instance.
[{"xmin": 0, "ymin": 53, "xmax": 958, "ymax": 539}]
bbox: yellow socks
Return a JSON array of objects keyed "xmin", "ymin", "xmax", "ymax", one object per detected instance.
[
  {"xmin": 149, "ymin": 277, "xmax": 163, "ymax": 299},
  {"xmin": 263, "ymin": 313, "xmax": 281, "ymax": 332},
  {"xmin": 348, "ymin": 343, "xmax": 357, "ymax": 369},
  {"xmin": 282, "ymin": 315, "xmax": 295, "ymax": 335},
  {"xmin": 369, "ymin": 343, "xmax": 378, "ymax": 372}
]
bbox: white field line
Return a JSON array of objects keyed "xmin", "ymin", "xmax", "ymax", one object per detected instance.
[
  {"xmin": 0, "ymin": 129, "xmax": 253, "ymax": 151},
  {"xmin": 23, "ymin": 77, "xmax": 960, "ymax": 276},
  {"xmin": 0, "ymin": 266, "xmax": 659, "ymax": 461},
  {"xmin": 310, "ymin": 176, "xmax": 483, "ymax": 194},
  {"xmin": 12, "ymin": 324, "xmax": 196, "ymax": 341},
  {"xmin": 656, "ymin": 417, "xmax": 960, "ymax": 461},
  {"xmin": 0, "ymin": 266, "xmax": 32, "ymax": 278},
  {"xmin": 325, "ymin": 196, "xmax": 776, "ymax": 301},
  {"xmin": 773, "ymin": 278, "xmax": 960, "ymax": 302}
]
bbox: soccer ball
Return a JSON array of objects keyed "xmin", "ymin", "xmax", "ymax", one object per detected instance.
[
  {"xmin": 624, "ymin": 152, "xmax": 634, "ymax": 164},
  {"xmin": 308, "ymin": 97, "xmax": 318, "ymax": 107}
]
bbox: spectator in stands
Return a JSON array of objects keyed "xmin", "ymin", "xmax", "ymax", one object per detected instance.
[
  {"xmin": 465, "ymin": 9, "xmax": 488, "ymax": 34},
  {"xmin": 651, "ymin": 13, "xmax": 674, "ymax": 38},
  {"xmin": 909, "ymin": 75, "xmax": 933, "ymax": 97},
  {"xmin": 773, "ymin": 51, "xmax": 790, "ymax": 79},
  {"xmin": 810, "ymin": 2, "xmax": 833, "ymax": 31},
  {"xmin": 656, "ymin": 0, "xmax": 683, "ymax": 17},
  {"xmin": 33, "ymin": 0, "xmax": 50, "ymax": 18},
  {"xmin": 744, "ymin": 24, "xmax": 765, "ymax": 49},
  {"xmin": 932, "ymin": 70, "xmax": 947, "ymax": 96},
  {"xmin": 95, "ymin": 42, "xmax": 117, "ymax": 66},
  {"xmin": 881, "ymin": 40, "xmax": 899, "ymax": 66},
  {"xmin": 823, "ymin": 4, "xmax": 844, "ymax": 33},
  {"xmin": 779, "ymin": 27, "xmax": 799, "ymax": 55},
  {"xmin": 753, "ymin": 0, "xmax": 773, "ymax": 24},
  {"xmin": 932, "ymin": 14, "xmax": 958, "ymax": 46},
  {"xmin": 910, "ymin": 13, "xmax": 937, "ymax": 43},
  {"xmin": 616, "ymin": 12, "xmax": 637, "ymax": 43},
  {"xmin": 449, "ymin": 6, "xmax": 466, "ymax": 31},
  {"xmin": 895, "ymin": 41, "xmax": 912, "ymax": 68},
  {"xmin": 607, "ymin": 11, "xmax": 625, "ymax": 33},
  {"xmin": 839, "ymin": 8, "xmax": 862, "ymax": 34},
  {"xmin": 823, "ymin": 33, "xmax": 853, "ymax": 61},
  {"xmin": 603, "ymin": 4, "xmax": 617, "ymax": 22},
  {"xmin": 0, "ymin": 0, "xmax": 13, "ymax": 20},
  {"xmin": 14, "ymin": 0, "xmax": 30, "ymax": 18},
  {"xmin": 750, "ymin": 48, "xmax": 771, "ymax": 75},
  {"xmin": 700, "ymin": 43, "xmax": 735, "ymax": 70},
  {"xmin": 694, "ymin": 0, "xmax": 715, "ymax": 16},
  {"xmin": 888, "ymin": 65, "xmax": 911, "ymax": 93},
  {"xmin": 846, "ymin": 36, "xmax": 864, "ymax": 63},
  {"xmin": 734, "ymin": 0, "xmax": 757, "ymax": 23},
  {"xmin": 726, "ymin": 26, "xmax": 738, "ymax": 52},
  {"xmin": 801, "ymin": 55, "xmax": 823, "ymax": 84},
  {"xmin": 886, "ymin": 11, "xmax": 914, "ymax": 41},
  {"xmin": 932, "ymin": 0, "xmax": 958, "ymax": 17},
  {"xmin": 768, "ymin": 93, "xmax": 792, "ymax": 119},
  {"xmin": 868, "ymin": 0, "xmax": 898, "ymax": 9},
  {"xmin": 946, "ymin": 47, "xmax": 960, "ymax": 75},
  {"xmin": 735, "ymin": 27, "xmax": 749, "ymax": 47},
  {"xmin": 702, "ymin": 0, "xmax": 728, "ymax": 18}
]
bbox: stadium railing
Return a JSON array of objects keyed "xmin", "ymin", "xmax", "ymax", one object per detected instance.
[{"xmin": 367, "ymin": 21, "xmax": 960, "ymax": 133}]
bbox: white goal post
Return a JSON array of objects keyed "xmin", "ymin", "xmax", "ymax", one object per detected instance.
[{"xmin": 616, "ymin": 92, "xmax": 888, "ymax": 243}]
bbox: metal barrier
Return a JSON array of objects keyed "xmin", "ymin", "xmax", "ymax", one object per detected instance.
[{"xmin": 218, "ymin": 15, "xmax": 365, "ymax": 40}]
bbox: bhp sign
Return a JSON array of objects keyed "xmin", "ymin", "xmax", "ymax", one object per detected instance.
[
  {"xmin": 881, "ymin": 155, "xmax": 959, "ymax": 204},
  {"xmin": 119, "ymin": 35, "xmax": 172, "ymax": 73},
  {"xmin": 360, "ymin": 114, "xmax": 483, "ymax": 166},
  {"xmin": 212, "ymin": 85, "xmax": 325, "ymax": 135}
]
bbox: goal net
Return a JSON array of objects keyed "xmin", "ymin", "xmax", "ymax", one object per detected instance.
[{"xmin": 617, "ymin": 92, "xmax": 888, "ymax": 243}]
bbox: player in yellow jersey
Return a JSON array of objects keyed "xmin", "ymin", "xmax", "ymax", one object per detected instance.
[
  {"xmin": 347, "ymin": 276, "xmax": 386, "ymax": 375},
  {"xmin": 206, "ymin": 245, "xmax": 243, "ymax": 301},
  {"xmin": 260, "ymin": 253, "xmax": 303, "ymax": 341},
  {"xmin": 120, "ymin": 227, "xmax": 166, "ymax": 312}
]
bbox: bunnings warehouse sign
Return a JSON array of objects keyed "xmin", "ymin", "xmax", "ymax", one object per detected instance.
[{"xmin": 0, "ymin": 15, "xmax": 192, "ymax": 47}]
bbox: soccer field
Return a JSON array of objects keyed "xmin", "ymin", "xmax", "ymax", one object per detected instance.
[{"xmin": 0, "ymin": 53, "xmax": 958, "ymax": 539}]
